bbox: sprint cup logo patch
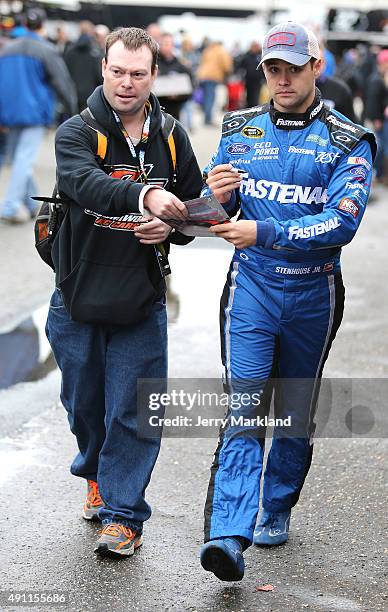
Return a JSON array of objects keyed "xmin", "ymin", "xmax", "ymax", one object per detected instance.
[
  {"xmin": 338, "ymin": 197, "xmax": 360, "ymax": 218},
  {"xmin": 241, "ymin": 126, "xmax": 265, "ymax": 139}
]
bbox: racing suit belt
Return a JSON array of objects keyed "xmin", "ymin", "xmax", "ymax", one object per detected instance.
[{"xmin": 234, "ymin": 250, "xmax": 341, "ymax": 279}]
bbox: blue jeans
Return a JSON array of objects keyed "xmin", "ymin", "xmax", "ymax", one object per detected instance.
[
  {"xmin": 46, "ymin": 288, "xmax": 167, "ymax": 532},
  {"xmin": 200, "ymin": 80, "xmax": 218, "ymax": 124},
  {"xmin": 180, "ymin": 99, "xmax": 194, "ymax": 131},
  {"xmin": 0, "ymin": 125, "xmax": 44, "ymax": 217}
]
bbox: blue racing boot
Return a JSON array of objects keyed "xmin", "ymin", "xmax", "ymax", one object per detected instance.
[
  {"xmin": 200, "ymin": 537, "xmax": 244, "ymax": 581},
  {"xmin": 253, "ymin": 509, "xmax": 291, "ymax": 546}
]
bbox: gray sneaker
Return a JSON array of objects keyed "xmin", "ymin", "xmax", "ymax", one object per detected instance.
[
  {"xmin": 82, "ymin": 479, "xmax": 104, "ymax": 521},
  {"xmin": 94, "ymin": 523, "xmax": 143, "ymax": 557}
]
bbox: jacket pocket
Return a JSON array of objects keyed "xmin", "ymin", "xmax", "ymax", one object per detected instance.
[{"xmin": 59, "ymin": 259, "xmax": 163, "ymax": 325}]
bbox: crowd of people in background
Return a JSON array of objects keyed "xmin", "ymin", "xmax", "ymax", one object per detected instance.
[{"xmin": 0, "ymin": 10, "xmax": 388, "ymax": 223}]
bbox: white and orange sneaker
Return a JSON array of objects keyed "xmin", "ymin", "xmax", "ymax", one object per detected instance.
[{"xmin": 94, "ymin": 523, "xmax": 143, "ymax": 557}]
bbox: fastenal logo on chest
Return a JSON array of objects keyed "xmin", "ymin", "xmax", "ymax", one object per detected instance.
[{"xmin": 240, "ymin": 179, "xmax": 328, "ymax": 204}]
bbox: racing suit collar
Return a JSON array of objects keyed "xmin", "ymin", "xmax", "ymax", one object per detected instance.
[{"xmin": 270, "ymin": 88, "xmax": 324, "ymax": 130}]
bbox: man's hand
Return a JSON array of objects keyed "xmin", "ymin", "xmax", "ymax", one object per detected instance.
[
  {"xmin": 144, "ymin": 188, "xmax": 188, "ymax": 221},
  {"xmin": 206, "ymin": 164, "xmax": 243, "ymax": 203},
  {"xmin": 210, "ymin": 220, "xmax": 257, "ymax": 249},
  {"xmin": 134, "ymin": 218, "xmax": 172, "ymax": 244}
]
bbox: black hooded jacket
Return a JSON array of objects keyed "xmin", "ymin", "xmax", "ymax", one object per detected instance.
[
  {"xmin": 53, "ymin": 86, "xmax": 202, "ymax": 325},
  {"xmin": 64, "ymin": 35, "xmax": 102, "ymax": 112}
]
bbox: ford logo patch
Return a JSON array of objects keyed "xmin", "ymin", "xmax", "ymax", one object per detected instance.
[
  {"xmin": 227, "ymin": 143, "xmax": 251, "ymax": 155},
  {"xmin": 350, "ymin": 166, "xmax": 367, "ymax": 179}
]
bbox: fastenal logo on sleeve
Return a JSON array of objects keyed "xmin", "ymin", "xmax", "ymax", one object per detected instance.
[
  {"xmin": 327, "ymin": 115, "xmax": 358, "ymax": 134},
  {"xmin": 288, "ymin": 216, "xmax": 341, "ymax": 239}
]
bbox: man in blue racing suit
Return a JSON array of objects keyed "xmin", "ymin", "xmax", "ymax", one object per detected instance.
[{"xmin": 199, "ymin": 22, "xmax": 376, "ymax": 582}]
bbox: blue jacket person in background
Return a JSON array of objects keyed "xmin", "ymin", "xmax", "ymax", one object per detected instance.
[
  {"xmin": 0, "ymin": 8, "xmax": 76, "ymax": 223},
  {"xmin": 199, "ymin": 22, "xmax": 376, "ymax": 582}
]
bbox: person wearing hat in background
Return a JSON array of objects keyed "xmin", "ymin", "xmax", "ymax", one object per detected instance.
[
  {"xmin": 199, "ymin": 21, "xmax": 376, "ymax": 582},
  {"xmin": 0, "ymin": 8, "xmax": 76, "ymax": 224},
  {"xmin": 364, "ymin": 49, "xmax": 388, "ymax": 185}
]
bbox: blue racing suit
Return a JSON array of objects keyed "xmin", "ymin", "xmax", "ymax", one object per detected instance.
[{"xmin": 203, "ymin": 91, "xmax": 376, "ymax": 545}]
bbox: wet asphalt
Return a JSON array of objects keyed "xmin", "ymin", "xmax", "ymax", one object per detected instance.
[{"xmin": 0, "ymin": 123, "xmax": 387, "ymax": 612}]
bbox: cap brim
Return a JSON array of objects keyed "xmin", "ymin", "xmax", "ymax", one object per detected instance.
[{"xmin": 258, "ymin": 50, "xmax": 311, "ymax": 67}]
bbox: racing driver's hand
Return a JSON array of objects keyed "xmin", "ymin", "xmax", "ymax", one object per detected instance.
[
  {"xmin": 206, "ymin": 164, "xmax": 242, "ymax": 203},
  {"xmin": 210, "ymin": 220, "xmax": 257, "ymax": 249}
]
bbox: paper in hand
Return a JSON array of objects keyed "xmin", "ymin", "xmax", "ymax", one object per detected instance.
[{"xmin": 161, "ymin": 194, "xmax": 230, "ymax": 237}]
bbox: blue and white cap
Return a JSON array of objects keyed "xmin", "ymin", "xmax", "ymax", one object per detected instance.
[{"xmin": 259, "ymin": 22, "xmax": 320, "ymax": 67}]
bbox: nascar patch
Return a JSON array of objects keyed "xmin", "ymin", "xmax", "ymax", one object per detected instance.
[
  {"xmin": 338, "ymin": 197, "xmax": 360, "ymax": 218},
  {"xmin": 347, "ymin": 157, "xmax": 371, "ymax": 171},
  {"xmin": 241, "ymin": 126, "xmax": 265, "ymax": 139}
]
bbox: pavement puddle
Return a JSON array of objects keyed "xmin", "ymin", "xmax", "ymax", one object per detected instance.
[
  {"xmin": 285, "ymin": 584, "xmax": 363, "ymax": 610},
  {"xmin": 0, "ymin": 434, "xmax": 45, "ymax": 486},
  {"xmin": 0, "ymin": 405, "xmax": 58, "ymax": 486},
  {"xmin": 0, "ymin": 302, "xmax": 55, "ymax": 389}
]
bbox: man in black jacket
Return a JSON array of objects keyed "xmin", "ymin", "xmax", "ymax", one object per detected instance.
[
  {"xmin": 238, "ymin": 41, "xmax": 265, "ymax": 108},
  {"xmin": 46, "ymin": 27, "xmax": 202, "ymax": 558},
  {"xmin": 317, "ymin": 73, "xmax": 356, "ymax": 122},
  {"xmin": 64, "ymin": 20, "xmax": 102, "ymax": 113}
]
